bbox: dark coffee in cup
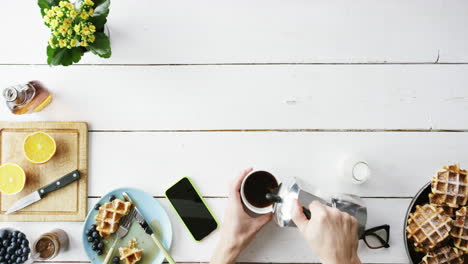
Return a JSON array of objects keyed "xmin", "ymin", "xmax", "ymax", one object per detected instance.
[{"xmin": 243, "ymin": 171, "xmax": 279, "ymax": 208}]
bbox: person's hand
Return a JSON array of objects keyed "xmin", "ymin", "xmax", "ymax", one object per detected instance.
[
  {"xmin": 211, "ymin": 168, "xmax": 272, "ymax": 264},
  {"xmin": 292, "ymin": 200, "xmax": 361, "ymax": 264}
]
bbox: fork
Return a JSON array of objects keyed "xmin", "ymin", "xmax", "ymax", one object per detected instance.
[{"xmin": 103, "ymin": 208, "xmax": 137, "ymax": 264}]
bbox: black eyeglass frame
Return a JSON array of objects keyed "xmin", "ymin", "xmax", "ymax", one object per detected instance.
[{"xmin": 360, "ymin": 224, "xmax": 390, "ymax": 249}]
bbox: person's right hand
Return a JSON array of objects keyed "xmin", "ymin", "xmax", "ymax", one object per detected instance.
[{"xmin": 292, "ymin": 200, "xmax": 361, "ymax": 264}]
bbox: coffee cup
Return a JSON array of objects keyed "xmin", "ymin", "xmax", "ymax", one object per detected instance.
[{"xmin": 240, "ymin": 170, "xmax": 279, "ymax": 214}]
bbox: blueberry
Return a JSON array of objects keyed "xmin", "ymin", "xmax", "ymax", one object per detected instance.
[
  {"xmin": 21, "ymin": 248, "xmax": 29, "ymax": 255},
  {"xmin": 9, "ymin": 244, "xmax": 15, "ymax": 251},
  {"xmin": 94, "ymin": 203, "xmax": 101, "ymax": 210},
  {"xmin": 14, "ymin": 250, "xmax": 20, "ymax": 257},
  {"xmin": 96, "ymin": 249, "xmax": 103, "ymax": 256},
  {"xmin": 92, "ymin": 231, "xmax": 99, "ymax": 238},
  {"xmin": 90, "ymin": 224, "xmax": 97, "ymax": 231},
  {"xmin": 4, "ymin": 254, "xmax": 9, "ymax": 260},
  {"xmin": 0, "ymin": 230, "xmax": 9, "ymax": 240},
  {"xmin": 86, "ymin": 229, "xmax": 93, "ymax": 236},
  {"xmin": 91, "ymin": 244, "xmax": 97, "ymax": 251},
  {"xmin": 21, "ymin": 256, "xmax": 27, "ymax": 263},
  {"xmin": 109, "ymin": 195, "xmax": 116, "ymax": 202},
  {"xmin": 0, "ymin": 256, "xmax": 4, "ymax": 262},
  {"xmin": 6, "ymin": 248, "xmax": 14, "ymax": 255},
  {"xmin": 87, "ymin": 236, "xmax": 93, "ymax": 242},
  {"xmin": 2, "ymin": 242, "xmax": 8, "ymax": 248},
  {"xmin": 20, "ymin": 241, "xmax": 27, "ymax": 247},
  {"xmin": 97, "ymin": 242, "xmax": 104, "ymax": 250},
  {"xmin": 112, "ymin": 256, "xmax": 120, "ymax": 264},
  {"xmin": 0, "ymin": 248, "xmax": 5, "ymax": 256},
  {"xmin": 15, "ymin": 258, "xmax": 21, "ymax": 264}
]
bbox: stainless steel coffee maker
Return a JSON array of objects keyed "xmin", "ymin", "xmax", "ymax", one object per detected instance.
[{"xmin": 266, "ymin": 177, "xmax": 367, "ymax": 237}]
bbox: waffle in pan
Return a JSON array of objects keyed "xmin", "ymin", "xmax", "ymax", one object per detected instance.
[{"xmin": 419, "ymin": 246, "xmax": 464, "ymax": 264}]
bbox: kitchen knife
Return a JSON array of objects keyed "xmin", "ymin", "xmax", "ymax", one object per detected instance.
[
  {"xmin": 5, "ymin": 170, "xmax": 80, "ymax": 215},
  {"xmin": 122, "ymin": 192, "xmax": 176, "ymax": 264}
]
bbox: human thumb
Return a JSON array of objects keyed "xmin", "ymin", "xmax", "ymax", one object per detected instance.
[{"xmin": 291, "ymin": 199, "xmax": 308, "ymax": 233}]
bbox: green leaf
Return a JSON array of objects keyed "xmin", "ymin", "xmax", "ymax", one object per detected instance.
[
  {"xmin": 37, "ymin": 0, "xmax": 60, "ymax": 16},
  {"xmin": 87, "ymin": 32, "xmax": 111, "ymax": 58},
  {"xmin": 89, "ymin": 0, "xmax": 110, "ymax": 31},
  {"xmin": 47, "ymin": 45, "xmax": 85, "ymax": 66}
]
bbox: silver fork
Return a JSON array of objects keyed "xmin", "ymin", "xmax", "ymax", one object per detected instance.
[{"xmin": 103, "ymin": 208, "xmax": 137, "ymax": 264}]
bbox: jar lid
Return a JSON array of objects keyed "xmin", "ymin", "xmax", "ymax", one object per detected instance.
[{"xmin": 3, "ymin": 87, "xmax": 18, "ymax": 102}]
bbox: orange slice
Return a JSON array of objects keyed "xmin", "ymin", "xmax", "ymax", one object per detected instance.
[
  {"xmin": 23, "ymin": 132, "xmax": 56, "ymax": 164},
  {"xmin": 0, "ymin": 164, "xmax": 26, "ymax": 194}
]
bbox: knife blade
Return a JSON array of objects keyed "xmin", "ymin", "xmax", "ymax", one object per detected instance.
[
  {"xmin": 5, "ymin": 170, "xmax": 80, "ymax": 215},
  {"xmin": 122, "ymin": 192, "xmax": 176, "ymax": 264}
]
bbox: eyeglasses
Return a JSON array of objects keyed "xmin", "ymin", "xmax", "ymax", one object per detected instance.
[{"xmin": 360, "ymin": 224, "xmax": 390, "ymax": 249}]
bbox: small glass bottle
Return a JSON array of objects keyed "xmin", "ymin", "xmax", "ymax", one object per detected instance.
[
  {"xmin": 33, "ymin": 229, "xmax": 69, "ymax": 260},
  {"xmin": 3, "ymin": 80, "xmax": 53, "ymax": 115}
]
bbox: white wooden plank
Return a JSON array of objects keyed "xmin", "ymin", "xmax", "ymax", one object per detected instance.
[
  {"xmin": 0, "ymin": 65, "xmax": 467, "ymax": 130},
  {"xmin": 87, "ymin": 132, "xmax": 468, "ymax": 197},
  {"xmin": 1, "ymin": 198, "xmax": 410, "ymax": 263},
  {"xmin": 1, "ymin": 0, "xmax": 468, "ymax": 64}
]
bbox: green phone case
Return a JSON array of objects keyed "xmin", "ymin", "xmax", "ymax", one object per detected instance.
[{"xmin": 165, "ymin": 177, "xmax": 219, "ymax": 242}]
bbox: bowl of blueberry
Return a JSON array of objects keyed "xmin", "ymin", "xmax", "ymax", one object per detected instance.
[{"xmin": 0, "ymin": 229, "xmax": 31, "ymax": 264}]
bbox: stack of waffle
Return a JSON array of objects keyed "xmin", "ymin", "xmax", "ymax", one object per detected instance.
[
  {"xmin": 119, "ymin": 239, "xmax": 144, "ymax": 264},
  {"xmin": 406, "ymin": 164, "xmax": 468, "ymax": 263},
  {"xmin": 94, "ymin": 199, "xmax": 132, "ymax": 239}
]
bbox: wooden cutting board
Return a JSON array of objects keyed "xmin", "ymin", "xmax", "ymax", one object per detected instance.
[{"xmin": 0, "ymin": 122, "xmax": 88, "ymax": 222}]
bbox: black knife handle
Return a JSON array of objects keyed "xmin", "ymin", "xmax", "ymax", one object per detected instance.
[
  {"xmin": 39, "ymin": 170, "xmax": 81, "ymax": 198},
  {"xmin": 139, "ymin": 219, "xmax": 154, "ymax": 235}
]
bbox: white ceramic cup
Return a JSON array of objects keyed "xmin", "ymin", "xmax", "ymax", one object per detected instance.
[{"xmin": 240, "ymin": 170, "xmax": 279, "ymax": 214}]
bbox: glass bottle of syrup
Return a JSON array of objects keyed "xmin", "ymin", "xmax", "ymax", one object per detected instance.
[{"xmin": 3, "ymin": 80, "xmax": 53, "ymax": 115}]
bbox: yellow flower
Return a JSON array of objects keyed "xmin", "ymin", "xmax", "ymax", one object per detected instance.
[
  {"xmin": 63, "ymin": 18, "xmax": 72, "ymax": 27},
  {"xmin": 50, "ymin": 19, "xmax": 59, "ymax": 28},
  {"xmin": 81, "ymin": 26, "xmax": 90, "ymax": 35},
  {"xmin": 89, "ymin": 24, "xmax": 96, "ymax": 33},
  {"xmin": 47, "ymin": 9, "xmax": 55, "ymax": 17},
  {"xmin": 74, "ymin": 24, "xmax": 80, "ymax": 33},
  {"xmin": 80, "ymin": 41, "xmax": 88, "ymax": 47},
  {"xmin": 56, "ymin": 11, "xmax": 64, "ymax": 17},
  {"xmin": 44, "ymin": 15, "xmax": 50, "ymax": 23},
  {"xmin": 84, "ymin": 0, "xmax": 94, "ymax": 6},
  {"xmin": 88, "ymin": 8, "xmax": 94, "ymax": 17},
  {"xmin": 53, "ymin": 31, "xmax": 59, "ymax": 36},
  {"xmin": 70, "ymin": 39, "xmax": 77, "ymax": 47},
  {"xmin": 53, "ymin": 6, "xmax": 60, "ymax": 12},
  {"xmin": 58, "ymin": 26, "xmax": 68, "ymax": 35},
  {"xmin": 48, "ymin": 38, "xmax": 55, "ymax": 46},
  {"xmin": 66, "ymin": 3, "xmax": 74, "ymax": 10},
  {"xmin": 58, "ymin": 39, "xmax": 67, "ymax": 48},
  {"xmin": 88, "ymin": 34, "xmax": 95, "ymax": 43},
  {"xmin": 59, "ymin": 1, "xmax": 67, "ymax": 7},
  {"xmin": 80, "ymin": 11, "xmax": 89, "ymax": 20},
  {"xmin": 69, "ymin": 10, "xmax": 77, "ymax": 18},
  {"xmin": 67, "ymin": 29, "xmax": 73, "ymax": 35}
]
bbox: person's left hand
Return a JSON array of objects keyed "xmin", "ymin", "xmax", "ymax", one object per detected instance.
[{"xmin": 211, "ymin": 168, "xmax": 272, "ymax": 264}]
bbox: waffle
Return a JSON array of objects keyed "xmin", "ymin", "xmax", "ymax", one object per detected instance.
[
  {"xmin": 450, "ymin": 206, "xmax": 468, "ymax": 252},
  {"xmin": 419, "ymin": 246, "xmax": 464, "ymax": 264},
  {"xmin": 119, "ymin": 239, "xmax": 143, "ymax": 264},
  {"xmin": 406, "ymin": 204, "xmax": 453, "ymax": 250},
  {"xmin": 94, "ymin": 199, "xmax": 132, "ymax": 238},
  {"xmin": 430, "ymin": 195, "xmax": 457, "ymax": 218},
  {"xmin": 430, "ymin": 164, "xmax": 468, "ymax": 208}
]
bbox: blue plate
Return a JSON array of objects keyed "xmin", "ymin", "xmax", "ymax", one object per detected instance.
[{"xmin": 82, "ymin": 188, "xmax": 173, "ymax": 264}]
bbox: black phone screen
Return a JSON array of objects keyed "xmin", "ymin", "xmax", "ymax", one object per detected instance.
[{"xmin": 166, "ymin": 177, "xmax": 218, "ymax": 241}]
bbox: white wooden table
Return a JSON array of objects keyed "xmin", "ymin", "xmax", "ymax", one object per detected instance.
[{"xmin": 1, "ymin": 0, "xmax": 468, "ymax": 263}]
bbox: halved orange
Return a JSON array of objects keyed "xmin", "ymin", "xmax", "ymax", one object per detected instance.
[
  {"xmin": 23, "ymin": 132, "xmax": 56, "ymax": 164},
  {"xmin": 0, "ymin": 164, "xmax": 26, "ymax": 195}
]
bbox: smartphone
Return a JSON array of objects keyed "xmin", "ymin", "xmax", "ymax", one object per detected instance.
[{"xmin": 165, "ymin": 177, "xmax": 218, "ymax": 241}]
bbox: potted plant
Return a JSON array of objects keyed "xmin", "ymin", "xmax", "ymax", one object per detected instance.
[{"xmin": 38, "ymin": 0, "xmax": 111, "ymax": 66}]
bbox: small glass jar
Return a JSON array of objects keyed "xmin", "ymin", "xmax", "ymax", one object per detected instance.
[
  {"xmin": 33, "ymin": 229, "xmax": 69, "ymax": 260},
  {"xmin": 3, "ymin": 80, "xmax": 52, "ymax": 115}
]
